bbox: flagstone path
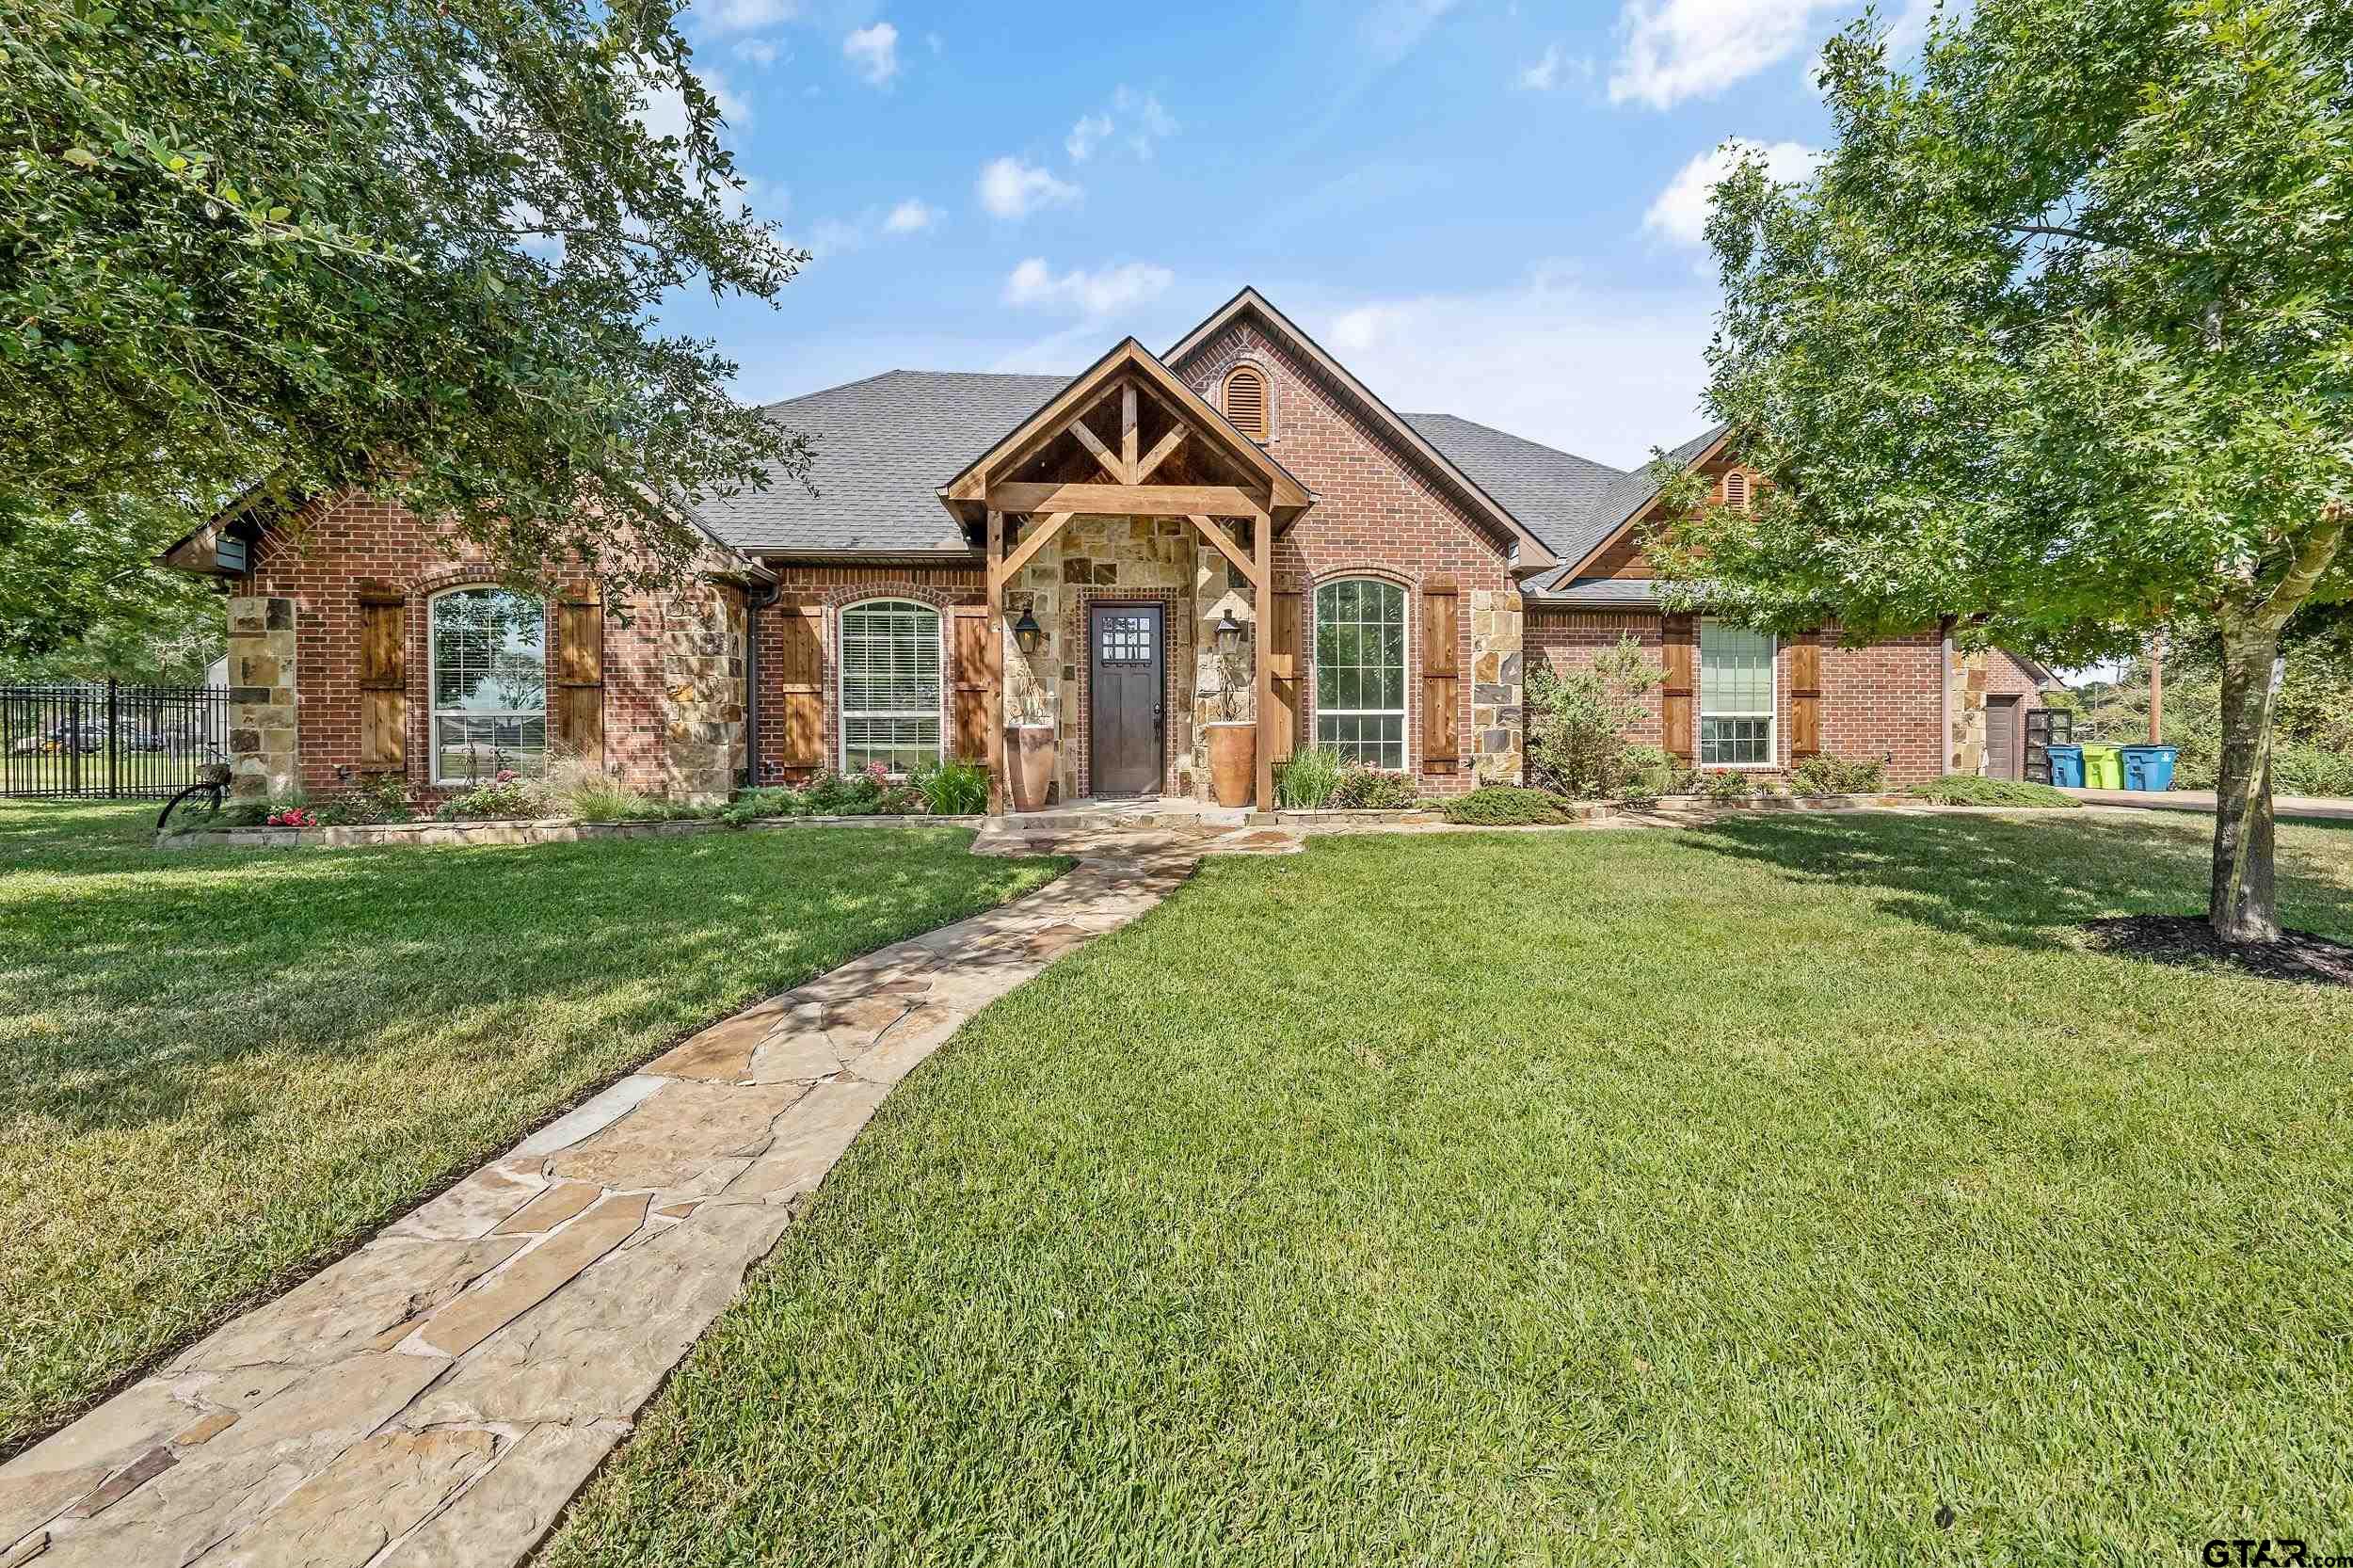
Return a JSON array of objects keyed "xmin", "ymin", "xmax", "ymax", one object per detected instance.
[{"xmin": 0, "ymin": 826, "xmax": 1296, "ymax": 1568}]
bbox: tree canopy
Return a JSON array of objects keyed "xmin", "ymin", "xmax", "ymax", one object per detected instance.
[
  {"xmin": 1654, "ymin": 0, "xmax": 2353, "ymax": 939},
  {"xmin": 1, "ymin": 0, "xmax": 811, "ymax": 603}
]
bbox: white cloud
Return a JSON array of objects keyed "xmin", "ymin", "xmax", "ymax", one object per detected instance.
[
  {"xmin": 976, "ymin": 156, "xmax": 1080, "ymax": 219},
  {"xmin": 1066, "ymin": 112, "xmax": 1112, "ymax": 162},
  {"xmin": 1294, "ymin": 272, "xmax": 1717, "ymax": 469},
  {"xmin": 1363, "ymin": 0, "xmax": 1463, "ymax": 60},
  {"xmin": 883, "ymin": 198, "xmax": 938, "ymax": 233},
  {"xmin": 1609, "ymin": 0, "xmax": 1836, "ymax": 109},
  {"xmin": 704, "ymin": 0, "xmax": 794, "ymax": 31},
  {"xmin": 1002, "ymin": 258, "xmax": 1174, "ymax": 316},
  {"xmin": 795, "ymin": 198, "xmax": 937, "ymax": 256},
  {"xmin": 925, "ymin": 30, "xmax": 944, "ymax": 54},
  {"xmin": 1518, "ymin": 44, "xmax": 1565, "ymax": 89},
  {"xmin": 733, "ymin": 37, "xmax": 782, "ymax": 66},
  {"xmin": 632, "ymin": 65, "xmax": 748, "ymax": 143},
  {"xmin": 1112, "ymin": 86, "xmax": 1177, "ymax": 157},
  {"xmin": 842, "ymin": 22, "xmax": 898, "ymax": 86},
  {"xmin": 1643, "ymin": 137, "xmax": 1820, "ymax": 246}
]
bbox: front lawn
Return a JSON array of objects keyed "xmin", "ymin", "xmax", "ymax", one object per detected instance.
[
  {"xmin": 545, "ymin": 812, "xmax": 2353, "ymax": 1564},
  {"xmin": 0, "ymin": 802, "xmax": 1064, "ymax": 1453}
]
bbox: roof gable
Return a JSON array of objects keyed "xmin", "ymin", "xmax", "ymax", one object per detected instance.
[
  {"xmin": 1523, "ymin": 424, "xmax": 1731, "ymax": 600},
  {"xmin": 1164, "ymin": 288, "xmax": 1561, "ymax": 571}
]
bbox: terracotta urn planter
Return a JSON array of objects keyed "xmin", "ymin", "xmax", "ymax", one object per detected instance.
[
  {"xmin": 1007, "ymin": 725, "xmax": 1056, "ymax": 811},
  {"xmin": 1205, "ymin": 721, "xmax": 1257, "ymax": 808}
]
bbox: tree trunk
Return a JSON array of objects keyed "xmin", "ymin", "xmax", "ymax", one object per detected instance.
[{"xmin": 2209, "ymin": 618, "xmax": 2281, "ymax": 944}]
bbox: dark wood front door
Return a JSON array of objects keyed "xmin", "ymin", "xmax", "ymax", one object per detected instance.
[{"xmin": 1089, "ymin": 604, "xmax": 1163, "ymax": 797}]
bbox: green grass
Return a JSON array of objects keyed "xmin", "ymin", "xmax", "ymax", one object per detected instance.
[
  {"xmin": 544, "ymin": 812, "xmax": 2353, "ymax": 1566},
  {"xmin": 1906, "ymin": 776, "xmax": 2083, "ymax": 808},
  {"xmin": 0, "ymin": 801, "xmax": 1064, "ymax": 1453}
]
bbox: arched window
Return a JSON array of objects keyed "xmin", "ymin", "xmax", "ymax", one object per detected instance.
[
  {"xmin": 840, "ymin": 599, "xmax": 942, "ymax": 774},
  {"xmin": 1314, "ymin": 579, "xmax": 1407, "ymax": 769},
  {"xmin": 429, "ymin": 586, "xmax": 548, "ymax": 782},
  {"xmin": 1223, "ymin": 365, "xmax": 1268, "ymax": 440}
]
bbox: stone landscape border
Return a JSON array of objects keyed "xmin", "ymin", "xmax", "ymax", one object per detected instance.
[{"xmin": 155, "ymin": 814, "xmax": 984, "ymax": 852}]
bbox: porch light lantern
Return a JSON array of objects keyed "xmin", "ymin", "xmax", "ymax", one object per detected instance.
[
  {"xmin": 1011, "ymin": 604, "xmax": 1045, "ymax": 657},
  {"xmin": 1214, "ymin": 608, "xmax": 1244, "ymax": 653}
]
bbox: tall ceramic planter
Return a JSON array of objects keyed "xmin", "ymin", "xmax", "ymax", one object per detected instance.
[
  {"xmin": 1008, "ymin": 725, "xmax": 1056, "ymax": 811},
  {"xmin": 1205, "ymin": 721, "xmax": 1256, "ymax": 808}
]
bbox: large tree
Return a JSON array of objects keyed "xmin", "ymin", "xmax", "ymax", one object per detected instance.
[
  {"xmin": 0, "ymin": 0, "xmax": 810, "ymax": 604},
  {"xmin": 1655, "ymin": 0, "xmax": 2353, "ymax": 942}
]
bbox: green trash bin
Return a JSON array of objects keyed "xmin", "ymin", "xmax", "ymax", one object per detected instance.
[{"xmin": 2079, "ymin": 743, "xmax": 2124, "ymax": 790}]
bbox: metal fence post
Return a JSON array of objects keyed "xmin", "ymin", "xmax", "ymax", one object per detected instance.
[{"xmin": 106, "ymin": 680, "xmax": 120, "ymax": 798}]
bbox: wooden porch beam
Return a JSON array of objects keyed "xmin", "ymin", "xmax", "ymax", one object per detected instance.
[
  {"xmin": 1185, "ymin": 514, "xmax": 1261, "ymax": 589},
  {"xmin": 998, "ymin": 511, "xmax": 1074, "ymax": 586},
  {"xmin": 1121, "ymin": 382, "xmax": 1139, "ymax": 477},
  {"xmin": 985, "ymin": 508, "xmax": 1006, "ymax": 815},
  {"xmin": 1133, "ymin": 426, "xmax": 1186, "ymax": 484},
  {"xmin": 986, "ymin": 481, "xmax": 1265, "ymax": 516},
  {"xmin": 1252, "ymin": 505, "xmax": 1274, "ymax": 813},
  {"xmin": 1064, "ymin": 418, "xmax": 1129, "ymax": 486}
]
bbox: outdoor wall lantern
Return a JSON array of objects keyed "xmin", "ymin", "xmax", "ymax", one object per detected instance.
[
  {"xmin": 1012, "ymin": 604, "xmax": 1045, "ymax": 657},
  {"xmin": 1214, "ymin": 609, "xmax": 1244, "ymax": 653}
]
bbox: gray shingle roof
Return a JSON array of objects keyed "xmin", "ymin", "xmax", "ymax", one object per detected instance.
[
  {"xmin": 1519, "ymin": 424, "xmax": 1727, "ymax": 599},
  {"xmin": 693, "ymin": 370, "xmax": 1712, "ymax": 576},
  {"xmin": 697, "ymin": 370, "xmax": 1071, "ymax": 553},
  {"xmin": 1398, "ymin": 414, "xmax": 1626, "ymax": 561},
  {"xmin": 1531, "ymin": 577, "xmax": 1665, "ymax": 606}
]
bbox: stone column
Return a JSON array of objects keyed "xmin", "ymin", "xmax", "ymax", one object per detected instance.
[
  {"xmin": 1469, "ymin": 588, "xmax": 1525, "ymax": 784},
  {"xmin": 660, "ymin": 582, "xmax": 746, "ymax": 804},
  {"xmin": 226, "ymin": 595, "xmax": 298, "ymax": 798},
  {"xmin": 1949, "ymin": 648, "xmax": 1991, "ymax": 776}
]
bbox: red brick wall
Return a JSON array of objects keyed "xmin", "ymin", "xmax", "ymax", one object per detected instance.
[
  {"xmin": 1173, "ymin": 321, "xmax": 1515, "ymax": 792},
  {"xmin": 1525, "ymin": 610, "xmax": 1947, "ymax": 784},
  {"xmin": 237, "ymin": 491, "xmax": 699, "ymax": 796},
  {"xmin": 752, "ymin": 564, "xmax": 984, "ymax": 783}
]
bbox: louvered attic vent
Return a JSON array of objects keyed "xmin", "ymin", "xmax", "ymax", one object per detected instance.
[{"xmin": 1223, "ymin": 366, "xmax": 1267, "ymax": 440}]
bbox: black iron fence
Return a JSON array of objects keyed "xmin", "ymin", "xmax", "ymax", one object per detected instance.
[{"xmin": 1, "ymin": 682, "xmax": 234, "ymax": 800}]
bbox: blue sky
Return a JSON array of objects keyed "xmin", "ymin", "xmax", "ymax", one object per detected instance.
[{"xmin": 657, "ymin": 0, "xmax": 1931, "ymax": 470}]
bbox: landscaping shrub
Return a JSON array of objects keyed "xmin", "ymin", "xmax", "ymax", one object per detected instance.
[
  {"xmin": 544, "ymin": 752, "xmax": 662, "ymax": 821},
  {"xmin": 1615, "ymin": 744, "xmax": 1677, "ymax": 801},
  {"xmin": 913, "ymin": 759, "xmax": 989, "ymax": 815},
  {"xmin": 1701, "ymin": 769, "xmax": 1753, "ymax": 802},
  {"xmin": 1330, "ymin": 766, "xmax": 1417, "ymax": 809},
  {"xmin": 1789, "ymin": 752, "xmax": 1888, "ymax": 797},
  {"xmin": 435, "ymin": 772, "xmax": 552, "ymax": 820},
  {"xmin": 1275, "ymin": 745, "xmax": 1344, "ymax": 808},
  {"xmin": 1439, "ymin": 786, "xmax": 1575, "ymax": 825},
  {"xmin": 1906, "ymin": 776, "xmax": 2082, "ymax": 808},
  {"xmin": 1524, "ymin": 637, "xmax": 1665, "ymax": 798},
  {"xmin": 721, "ymin": 787, "xmax": 808, "ymax": 825}
]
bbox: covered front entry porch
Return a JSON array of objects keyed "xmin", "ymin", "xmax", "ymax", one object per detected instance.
[{"xmin": 937, "ymin": 339, "xmax": 1313, "ymax": 813}]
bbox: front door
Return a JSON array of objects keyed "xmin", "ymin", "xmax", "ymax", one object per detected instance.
[
  {"xmin": 1986, "ymin": 696, "xmax": 2021, "ymax": 780},
  {"xmin": 1089, "ymin": 604, "xmax": 1163, "ymax": 797}
]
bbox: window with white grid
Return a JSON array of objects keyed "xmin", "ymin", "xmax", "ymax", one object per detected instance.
[
  {"xmin": 1314, "ymin": 579, "xmax": 1407, "ymax": 769},
  {"xmin": 429, "ymin": 587, "xmax": 547, "ymax": 783},
  {"xmin": 1699, "ymin": 620, "xmax": 1776, "ymax": 765},
  {"xmin": 840, "ymin": 600, "xmax": 941, "ymax": 774}
]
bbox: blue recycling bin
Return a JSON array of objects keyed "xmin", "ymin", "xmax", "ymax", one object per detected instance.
[
  {"xmin": 2046, "ymin": 744, "xmax": 2085, "ymax": 788},
  {"xmin": 2120, "ymin": 744, "xmax": 2178, "ymax": 792}
]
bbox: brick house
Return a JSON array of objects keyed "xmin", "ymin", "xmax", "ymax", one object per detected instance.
[{"xmin": 164, "ymin": 288, "xmax": 2049, "ymax": 807}]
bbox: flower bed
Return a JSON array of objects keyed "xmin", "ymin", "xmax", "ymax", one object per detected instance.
[{"xmin": 157, "ymin": 812, "xmax": 980, "ymax": 852}]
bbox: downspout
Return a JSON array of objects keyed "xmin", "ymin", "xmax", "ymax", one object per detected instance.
[
  {"xmin": 744, "ymin": 577, "xmax": 780, "ymax": 791},
  {"xmin": 1939, "ymin": 618, "xmax": 1955, "ymax": 776}
]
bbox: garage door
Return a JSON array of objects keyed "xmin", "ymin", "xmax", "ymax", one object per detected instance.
[{"xmin": 1986, "ymin": 696, "xmax": 2021, "ymax": 780}]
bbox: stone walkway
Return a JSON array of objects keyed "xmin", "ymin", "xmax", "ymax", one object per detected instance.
[{"xmin": 0, "ymin": 838, "xmax": 1263, "ymax": 1568}]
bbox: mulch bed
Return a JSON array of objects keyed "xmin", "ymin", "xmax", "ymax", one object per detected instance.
[{"xmin": 2082, "ymin": 914, "xmax": 2353, "ymax": 987}]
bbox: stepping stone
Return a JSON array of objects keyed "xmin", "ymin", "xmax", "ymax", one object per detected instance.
[
  {"xmin": 492, "ymin": 1183, "xmax": 601, "ymax": 1236},
  {"xmin": 420, "ymin": 1195, "xmax": 648, "ymax": 1357},
  {"xmin": 375, "ymin": 1423, "xmax": 624, "ymax": 1568},
  {"xmin": 176, "ymin": 1237, "xmax": 523, "ymax": 1371},
  {"xmin": 379, "ymin": 1167, "xmax": 537, "ymax": 1242},
  {"xmin": 0, "ymin": 1382, "xmax": 204, "ymax": 1546},
  {"xmin": 642, "ymin": 1009, "xmax": 773, "ymax": 1081},
  {"xmin": 206, "ymin": 1427, "xmax": 497, "ymax": 1568},
  {"xmin": 846, "ymin": 1004, "xmax": 965, "ymax": 1085},
  {"xmin": 506, "ymin": 1076, "xmax": 665, "ymax": 1161},
  {"xmin": 548, "ymin": 1080, "xmax": 805, "ymax": 1192},
  {"xmin": 723, "ymin": 1079, "xmax": 891, "ymax": 1204}
]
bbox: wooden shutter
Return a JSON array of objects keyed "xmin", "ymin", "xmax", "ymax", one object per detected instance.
[
  {"xmin": 1419, "ymin": 582, "xmax": 1460, "ymax": 776},
  {"xmin": 1268, "ymin": 591, "xmax": 1301, "ymax": 762},
  {"xmin": 776, "ymin": 604, "xmax": 824, "ymax": 775},
  {"xmin": 553, "ymin": 598, "xmax": 605, "ymax": 766},
  {"xmin": 358, "ymin": 597, "xmax": 406, "ymax": 769},
  {"xmin": 1662, "ymin": 616, "xmax": 1696, "ymax": 762},
  {"xmin": 1788, "ymin": 635, "xmax": 1823, "ymax": 759},
  {"xmin": 950, "ymin": 605, "xmax": 992, "ymax": 761}
]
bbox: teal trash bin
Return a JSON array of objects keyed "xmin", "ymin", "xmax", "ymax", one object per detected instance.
[
  {"xmin": 2121, "ymin": 744, "xmax": 2178, "ymax": 792},
  {"xmin": 2047, "ymin": 744, "xmax": 2085, "ymax": 788}
]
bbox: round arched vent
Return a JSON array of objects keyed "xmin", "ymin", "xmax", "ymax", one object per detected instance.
[
  {"xmin": 1223, "ymin": 366, "xmax": 1268, "ymax": 440},
  {"xmin": 1722, "ymin": 470, "xmax": 1751, "ymax": 511}
]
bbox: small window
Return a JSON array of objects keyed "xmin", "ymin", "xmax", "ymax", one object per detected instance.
[
  {"xmin": 1700, "ymin": 620, "xmax": 1775, "ymax": 766},
  {"xmin": 1722, "ymin": 471, "xmax": 1751, "ymax": 511},
  {"xmin": 1314, "ymin": 579, "xmax": 1406, "ymax": 769},
  {"xmin": 840, "ymin": 600, "xmax": 941, "ymax": 774},
  {"xmin": 1223, "ymin": 365, "xmax": 1268, "ymax": 440},
  {"xmin": 429, "ymin": 587, "xmax": 548, "ymax": 782}
]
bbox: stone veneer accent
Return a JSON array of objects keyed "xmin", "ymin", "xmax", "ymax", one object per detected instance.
[
  {"xmin": 225, "ymin": 595, "xmax": 299, "ymax": 798},
  {"xmin": 654, "ymin": 580, "xmax": 748, "ymax": 803},
  {"xmin": 1468, "ymin": 588, "xmax": 1524, "ymax": 783}
]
